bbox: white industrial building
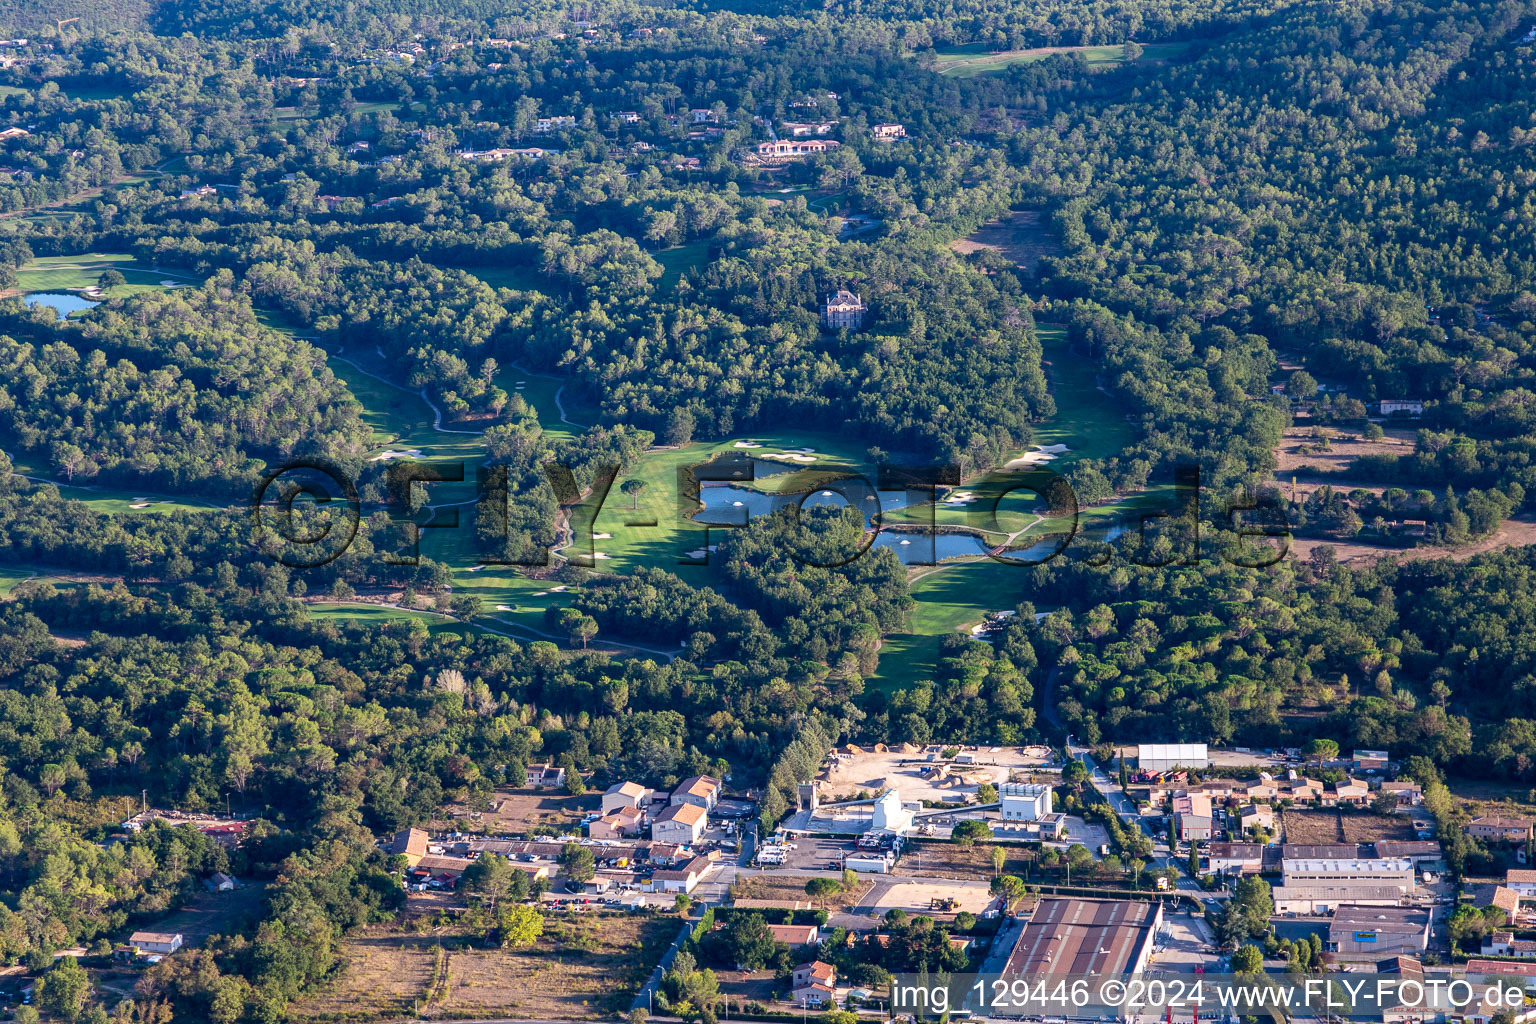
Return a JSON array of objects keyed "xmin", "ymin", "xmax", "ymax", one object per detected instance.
[
  {"xmin": 1137, "ymin": 743, "xmax": 1209, "ymax": 771},
  {"xmin": 872, "ymin": 789, "xmax": 914, "ymax": 834},
  {"xmin": 999, "ymin": 783, "xmax": 1053, "ymax": 821},
  {"xmin": 1281, "ymin": 857, "xmax": 1415, "ymax": 894}
]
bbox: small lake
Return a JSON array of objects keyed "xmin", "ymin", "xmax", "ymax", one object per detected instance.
[
  {"xmin": 24, "ymin": 292, "xmax": 99, "ymax": 318},
  {"xmin": 694, "ymin": 481, "xmax": 915, "ymax": 525},
  {"xmin": 873, "ymin": 530, "xmax": 991, "ymax": 564}
]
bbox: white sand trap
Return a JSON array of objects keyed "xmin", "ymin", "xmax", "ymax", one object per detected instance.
[
  {"xmin": 369, "ymin": 448, "xmax": 423, "ymax": 463},
  {"xmin": 592, "ymin": 552, "xmax": 612, "ymax": 560},
  {"xmin": 593, "ymin": 532, "xmax": 611, "ymax": 539},
  {"xmin": 733, "ymin": 441, "xmax": 763, "ymax": 449},
  {"xmin": 130, "ymin": 502, "xmax": 152, "ymax": 509},
  {"xmin": 1004, "ymin": 444, "xmax": 1073, "ymax": 470},
  {"xmin": 464, "ymin": 565, "xmax": 485, "ymax": 572},
  {"xmin": 551, "ymin": 585, "xmax": 568, "ymax": 592},
  {"xmin": 158, "ymin": 279, "xmax": 181, "ymax": 286},
  {"xmin": 532, "ymin": 590, "xmax": 549, "ymax": 597},
  {"xmin": 496, "ymin": 604, "xmax": 514, "ymax": 611}
]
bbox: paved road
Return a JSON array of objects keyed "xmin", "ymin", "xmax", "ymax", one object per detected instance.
[{"xmin": 1067, "ymin": 741, "xmax": 1211, "ymax": 898}]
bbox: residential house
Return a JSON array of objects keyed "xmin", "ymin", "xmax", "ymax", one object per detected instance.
[
  {"xmin": 671, "ymin": 775, "xmax": 721, "ymax": 810},
  {"xmin": 755, "ymin": 138, "xmax": 839, "ymax": 160},
  {"xmin": 1484, "ymin": 932, "xmax": 1536, "ymax": 958},
  {"xmin": 180, "ymin": 185, "xmax": 218, "ymax": 199},
  {"xmin": 589, "ymin": 805, "xmax": 644, "ymax": 840},
  {"xmin": 603, "ymin": 781, "xmax": 651, "ymax": 814},
  {"xmin": 647, "ymin": 843, "xmax": 687, "ymax": 866},
  {"xmin": 791, "ymin": 961, "xmax": 837, "ymax": 1007},
  {"xmin": 652, "ymin": 802, "xmax": 707, "ymax": 844},
  {"xmin": 1239, "ymin": 804, "xmax": 1275, "ymax": 832},
  {"xmin": 783, "ymin": 120, "xmax": 837, "ymax": 136},
  {"xmin": 767, "ymin": 923, "xmax": 821, "ymax": 948},
  {"xmin": 346, "ymin": 140, "xmax": 371, "ymax": 154},
  {"xmin": 1476, "ymin": 885, "xmax": 1521, "ymax": 918},
  {"xmin": 1206, "ymin": 842, "xmax": 1264, "ymax": 875},
  {"xmin": 870, "ymin": 123, "xmax": 906, "ymax": 139},
  {"xmin": 204, "ymin": 872, "xmax": 236, "ymax": 892},
  {"xmin": 615, "ymin": 111, "xmax": 642, "ymax": 123},
  {"xmin": 1506, "ymin": 869, "xmax": 1536, "ymax": 897},
  {"xmin": 535, "ymin": 115, "xmax": 577, "ymax": 132},
  {"xmin": 1378, "ymin": 400, "xmax": 1424, "ymax": 417},
  {"xmin": 389, "ymin": 827, "xmax": 430, "ymax": 867},
  {"xmin": 459, "ymin": 147, "xmax": 545, "ymax": 161},
  {"xmin": 129, "ymin": 932, "xmax": 183, "ymax": 955},
  {"xmin": 822, "ymin": 289, "xmax": 867, "ymax": 330},
  {"xmin": 650, "ymin": 855, "xmax": 714, "ymax": 894},
  {"xmin": 690, "ymin": 108, "xmax": 718, "ymax": 123},
  {"xmin": 1377, "ymin": 781, "xmax": 1423, "ymax": 807},
  {"xmin": 1353, "ymin": 750, "xmax": 1389, "ymax": 771},
  {"xmin": 1326, "ymin": 779, "xmax": 1372, "ymax": 807},
  {"xmin": 525, "ymin": 763, "xmax": 567, "ymax": 788},
  {"xmin": 1467, "ymin": 815, "xmax": 1535, "ymax": 843},
  {"xmin": 1172, "ymin": 792, "xmax": 1214, "ymax": 842}
]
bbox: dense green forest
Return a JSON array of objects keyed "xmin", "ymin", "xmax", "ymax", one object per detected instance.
[{"xmin": 0, "ymin": 0, "xmax": 1534, "ymax": 1016}]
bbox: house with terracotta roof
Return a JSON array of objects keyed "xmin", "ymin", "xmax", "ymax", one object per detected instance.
[
  {"xmin": 389, "ymin": 827, "xmax": 430, "ymax": 866},
  {"xmin": 767, "ymin": 923, "xmax": 820, "ymax": 948},
  {"xmin": 589, "ymin": 804, "xmax": 644, "ymax": 839},
  {"xmin": 1467, "ymin": 815, "xmax": 1534, "ymax": 843},
  {"xmin": 670, "ymin": 775, "xmax": 721, "ymax": 811},
  {"xmin": 790, "ymin": 961, "xmax": 837, "ymax": 1007},
  {"xmin": 650, "ymin": 855, "xmax": 714, "ymax": 894},
  {"xmin": 653, "ymin": 802, "xmax": 707, "ymax": 844},
  {"xmin": 603, "ymin": 781, "xmax": 651, "ymax": 814},
  {"xmin": 525, "ymin": 763, "xmax": 567, "ymax": 788}
]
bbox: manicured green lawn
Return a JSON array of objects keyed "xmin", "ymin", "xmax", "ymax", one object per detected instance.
[
  {"xmin": 15, "ymin": 252, "xmax": 195, "ymax": 297},
  {"xmin": 308, "ymin": 602, "xmax": 489, "ymax": 636},
  {"xmin": 0, "ymin": 565, "xmax": 36, "ymax": 595},
  {"xmin": 933, "ymin": 41, "xmax": 1191, "ymax": 77}
]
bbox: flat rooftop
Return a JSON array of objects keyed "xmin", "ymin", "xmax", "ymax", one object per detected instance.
[{"xmin": 1003, "ymin": 898, "xmax": 1160, "ymax": 976}]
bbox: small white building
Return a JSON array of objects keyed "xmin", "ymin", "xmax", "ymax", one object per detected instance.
[
  {"xmin": 1137, "ymin": 743, "xmax": 1209, "ymax": 771},
  {"xmin": 650, "ymin": 855, "xmax": 713, "ymax": 894},
  {"xmin": 999, "ymin": 783, "xmax": 1052, "ymax": 821},
  {"xmin": 129, "ymin": 932, "xmax": 183, "ymax": 955},
  {"xmin": 872, "ymin": 789, "xmax": 913, "ymax": 834}
]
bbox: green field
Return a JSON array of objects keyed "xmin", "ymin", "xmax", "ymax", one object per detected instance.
[
  {"xmin": 14, "ymin": 252, "xmax": 196, "ymax": 297},
  {"xmin": 932, "ymin": 41, "xmax": 1191, "ymax": 77},
  {"xmin": 308, "ymin": 602, "xmax": 489, "ymax": 635},
  {"xmin": 0, "ymin": 565, "xmax": 36, "ymax": 596},
  {"xmin": 867, "ymin": 323, "xmax": 1145, "ymax": 690},
  {"xmin": 653, "ymin": 239, "xmax": 711, "ymax": 290},
  {"xmin": 467, "ymin": 264, "xmax": 549, "ymax": 292}
]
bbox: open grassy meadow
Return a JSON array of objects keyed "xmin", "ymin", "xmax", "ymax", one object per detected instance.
[{"xmin": 291, "ymin": 911, "xmax": 674, "ymax": 1022}]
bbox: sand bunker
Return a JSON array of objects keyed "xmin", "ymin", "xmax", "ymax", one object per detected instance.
[
  {"xmin": 370, "ymin": 448, "xmax": 423, "ymax": 463},
  {"xmin": 733, "ymin": 441, "xmax": 764, "ymax": 449},
  {"xmin": 1004, "ymin": 444, "xmax": 1072, "ymax": 470}
]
